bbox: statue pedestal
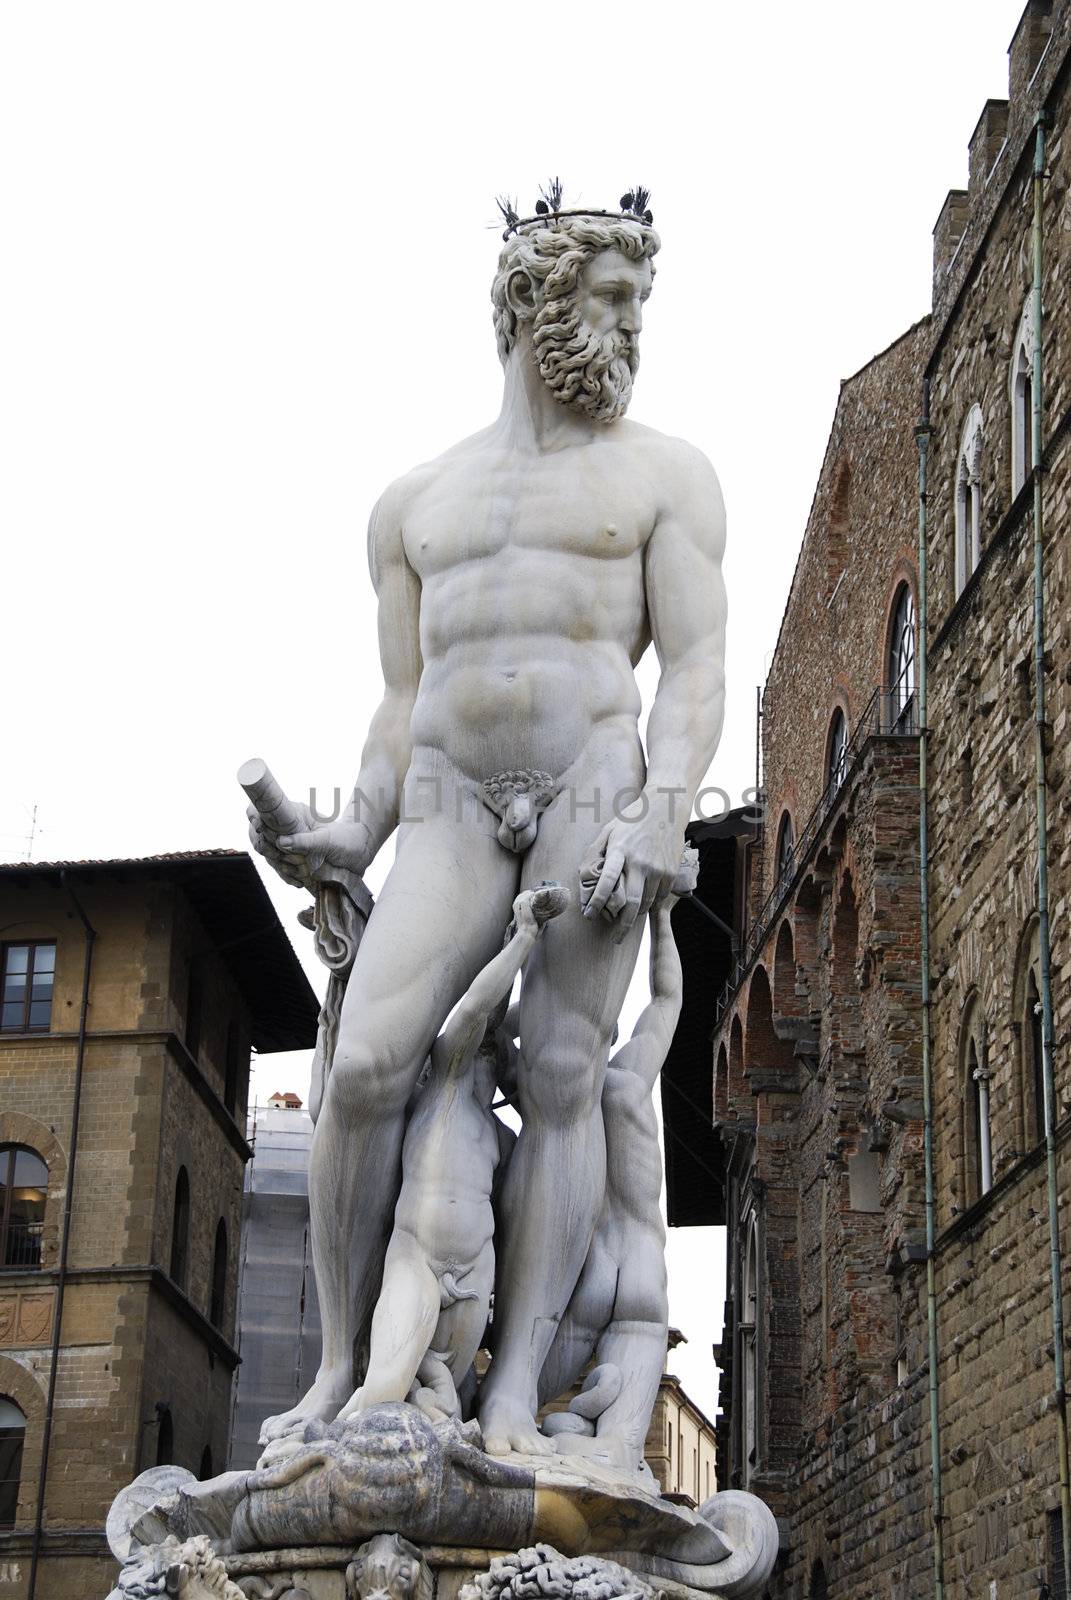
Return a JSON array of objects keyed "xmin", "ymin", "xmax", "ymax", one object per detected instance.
[{"xmin": 104, "ymin": 1405, "xmax": 777, "ymax": 1600}]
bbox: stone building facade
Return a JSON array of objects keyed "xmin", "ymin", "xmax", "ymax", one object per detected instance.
[
  {"xmin": 712, "ymin": 2, "xmax": 1071, "ymax": 1593},
  {"xmin": 645, "ymin": 1329, "xmax": 718, "ymax": 1506},
  {"xmin": 0, "ymin": 852, "xmax": 317, "ymax": 1598}
]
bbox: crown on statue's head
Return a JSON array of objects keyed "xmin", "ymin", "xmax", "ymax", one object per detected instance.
[{"xmin": 496, "ymin": 178, "xmax": 654, "ymax": 240}]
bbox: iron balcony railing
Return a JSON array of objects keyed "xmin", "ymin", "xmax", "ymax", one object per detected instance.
[
  {"xmin": 714, "ymin": 685, "xmax": 919, "ymax": 1023},
  {"xmin": 1, "ymin": 1220, "xmax": 43, "ymax": 1269}
]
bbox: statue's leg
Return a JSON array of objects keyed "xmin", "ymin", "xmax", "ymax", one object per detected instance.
[
  {"xmin": 589, "ymin": 1314, "xmax": 667, "ymax": 1469},
  {"xmin": 260, "ymin": 780, "xmax": 517, "ymax": 1443},
  {"xmin": 480, "ymin": 735, "xmax": 646, "ymax": 1455},
  {"xmin": 585, "ymin": 1227, "xmax": 668, "ymax": 1467},
  {"xmin": 438, "ymin": 1245, "xmax": 494, "ymax": 1387},
  {"xmin": 536, "ymin": 1237, "xmax": 611, "ymax": 1411},
  {"xmin": 339, "ymin": 1230, "xmax": 440, "ymax": 1418}
]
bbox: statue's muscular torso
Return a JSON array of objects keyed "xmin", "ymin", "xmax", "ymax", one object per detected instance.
[{"xmin": 392, "ymin": 419, "xmax": 681, "ymax": 784}]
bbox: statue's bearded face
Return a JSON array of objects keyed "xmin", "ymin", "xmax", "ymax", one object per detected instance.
[{"xmin": 532, "ymin": 248, "xmax": 653, "ymax": 423}]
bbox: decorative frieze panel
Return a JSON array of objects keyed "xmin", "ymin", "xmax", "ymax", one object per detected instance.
[{"xmin": 0, "ymin": 1287, "xmax": 53, "ymax": 1347}]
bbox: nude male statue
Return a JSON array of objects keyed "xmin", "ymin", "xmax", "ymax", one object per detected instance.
[
  {"xmin": 538, "ymin": 889, "xmax": 684, "ymax": 1469},
  {"xmin": 340, "ymin": 884, "xmax": 568, "ymax": 1425},
  {"xmin": 249, "ymin": 195, "xmax": 726, "ymax": 1455}
]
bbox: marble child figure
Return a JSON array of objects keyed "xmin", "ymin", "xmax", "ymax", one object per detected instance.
[
  {"xmin": 248, "ymin": 191, "xmax": 727, "ymax": 1457},
  {"xmin": 340, "ymin": 884, "xmax": 568, "ymax": 1423},
  {"xmin": 539, "ymin": 881, "xmax": 689, "ymax": 1469}
]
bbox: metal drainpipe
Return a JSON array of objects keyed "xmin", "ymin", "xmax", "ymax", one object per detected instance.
[
  {"xmin": 1029, "ymin": 110, "xmax": 1071, "ymax": 1599},
  {"xmin": 916, "ymin": 387, "xmax": 946, "ymax": 1600},
  {"xmin": 27, "ymin": 873, "xmax": 96, "ymax": 1600}
]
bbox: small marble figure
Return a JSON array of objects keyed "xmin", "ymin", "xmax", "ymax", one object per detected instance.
[
  {"xmin": 340, "ymin": 885, "xmax": 568, "ymax": 1423},
  {"xmin": 539, "ymin": 885, "xmax": 686, "ymax": 1467}
]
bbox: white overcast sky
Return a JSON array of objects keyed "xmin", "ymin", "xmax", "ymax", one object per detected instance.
[{"xmin": 2, "ymin": 2, "xmax": 1027, "ymax": 1422}]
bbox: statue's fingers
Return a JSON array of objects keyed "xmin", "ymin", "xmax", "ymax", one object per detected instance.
[
  {"xmin": 639, "ymin": 873, "xmax": 662, "ymax": 919},
  {"xmin": 613, "ymin": 867, "xmax": 646, "ymax": 943},
  {"xmin": 578, "ymin": 821, "xmax": 613, "ymax": 882},
  {"xmin": 603, "ymin": 875, "xmax": 628, "ymax": 920},
  {"xmin": 583, "ymin": 845, "xmax": 625, "ymax": 919}
]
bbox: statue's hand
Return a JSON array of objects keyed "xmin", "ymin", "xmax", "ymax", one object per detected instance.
[
  {"xmin": 247, "ymin": 801, "xmax": 372, "ymax": 892},
  {"xmin": 512, "ymin": 882, "xmax": 570, "ymax": 934},
  {"xmin": 580, "ymin": 807, "xmax": 683, "ymax": 943}
]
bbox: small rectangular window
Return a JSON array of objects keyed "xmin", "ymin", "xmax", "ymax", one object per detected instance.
[{"xmin": 1, "ymin": 943, "xmax": 55, "ymax": 1034}]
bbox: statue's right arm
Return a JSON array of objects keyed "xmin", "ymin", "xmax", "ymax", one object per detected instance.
[
  {"xmin": 350, "ymin": 486, "xmax": 424, "ymax": 861},
  {"xmin": 264, "ymin": 487, "xmax": 422, "ymax": 885}
]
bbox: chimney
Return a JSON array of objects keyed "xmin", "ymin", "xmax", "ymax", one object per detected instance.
[
  {"xmin": 933, "ymin": 190, "xmax": 969, "ymax": 301},
  {"xmin": 1009, "ymin": 0, "xmax": 1054, "ymax": 103},
  {"xmin": 968, "ymin": 100, "xmax": 1010, "ymax": 198}
]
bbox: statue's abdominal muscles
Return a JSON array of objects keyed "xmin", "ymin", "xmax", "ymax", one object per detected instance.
[{"xmin": 406, "ymin": 470, "xmax": 651, "ymax": 782}]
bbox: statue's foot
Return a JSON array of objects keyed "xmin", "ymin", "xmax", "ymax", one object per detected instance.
[
  {"xmin": 407, "ymin": 1385, "xmax": 453, "ymax": 1425},
  {"xmin": 479, "ymin": 1395, "xmax": 553, "ymax": 1457},
  {"xmin": 335, "ymin": 1385, "xmax": 368, "ymax": 1424},
  {"xmin": 257, "ymin": 1364, "xmax": 353, "ymax": 1446}
]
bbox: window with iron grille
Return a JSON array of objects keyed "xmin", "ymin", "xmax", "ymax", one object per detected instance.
[
  {"xmin": 0, "ymin": 1146, "xmax": 47, "ymax": 1269},
  {"xmin": 0, "ymin": 1399, "xmax": 25, "ymax": 1529},
  {"xmin": 0, "ymin": 942, "xmax": 55, "ymax": 1033}
]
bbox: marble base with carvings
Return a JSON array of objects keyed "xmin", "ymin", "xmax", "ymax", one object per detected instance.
[{"xmin": 103, "ymin": 1404, "xmax": 777, "ymax": 1600}]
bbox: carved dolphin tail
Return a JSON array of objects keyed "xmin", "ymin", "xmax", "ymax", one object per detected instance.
[
  {"xmin": 439, "ymin": 1271, "xmax": 480, "ymax": 1309},
  {"xmin": 568, "ymin": 1362, "xmax": 624, "ymax": 1420}
]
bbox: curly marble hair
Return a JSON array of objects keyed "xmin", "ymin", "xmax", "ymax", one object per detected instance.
[{"xmin": 490, "ymin": 216, "xmax": 660, "ymax": 367}]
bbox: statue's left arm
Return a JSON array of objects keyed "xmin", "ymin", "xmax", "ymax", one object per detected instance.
[{"xmin": 584, "ymin": 442, "xmax": 726, "ymax": 934}]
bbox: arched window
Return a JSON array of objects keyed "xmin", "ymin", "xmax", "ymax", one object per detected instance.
[
  {"xmin": 1011, "ymin": 298, "xmax": 1038, "ymax": 495},
  {"xmin": 955, "ymin": 405, "xmax": 983, "ymax": 597},
  {"xmin": 169, "ymin": 1168, "xmax": 190, "ymax": 1292},
  {"xmin": 0, "ymin": 1399, "xmax": 25, "ymax": 1530},
  {"xmin": 741, "ymin": 1216, "xmax": 759, "ymax": 1485},
  {"xmin": 965, "ymin": 1033, "xmax": 993, "ymax": 1204},
  {"xmin": 199, "ymin": 1444, "xmax": 213, "ymax": 1480},
  {"xmin": 0, "ymin": 1146, "xmax": 47, "ymax": 1269},
  {"xmin": 210, "ymin": 1219, "xmax": 228, "ymax": 1330},
  {"xmin": 888, "ymin": 583, "xmax": 917, "ymax": 730},
  {"xmin": 155, "ymin": 1406, "xmax": 173, "ymax": 1467},
  {"xmin": 1025, "ymin": 967, "xmax": 1046, "ymax": 1145},
  {"xmin": 826, "ymin": 709, "xmax": 848, "ymax": 797},
  {"xmin": 809, "ymin": 1560, "xmax": 829, "ymax": 1599},
  {"xmin": 775, "ymin": 812, "xmax": 795, "ymax": 896}
]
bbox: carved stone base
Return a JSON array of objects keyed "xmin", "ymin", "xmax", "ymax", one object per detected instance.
[{"xmin": 103, "ymin": 1405, "xmax": 777, "ymax": 1600}]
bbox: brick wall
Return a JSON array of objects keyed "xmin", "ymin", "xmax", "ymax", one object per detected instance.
[{"xmin": 0, "ymin": 870, "xmax": 252, "ymax": 1597}]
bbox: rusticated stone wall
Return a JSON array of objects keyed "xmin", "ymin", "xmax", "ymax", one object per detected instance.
[{"xmin": 714, "ymin": 4, "xmax": 1071, "ymax": 1592}]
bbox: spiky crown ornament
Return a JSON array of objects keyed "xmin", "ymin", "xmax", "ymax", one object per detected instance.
[{"xmin": 495, "ymin": 179, "xmax": 654, "ymax": 240}]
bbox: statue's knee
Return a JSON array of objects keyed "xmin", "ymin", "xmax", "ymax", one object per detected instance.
[
  {"xmin": 523, "ymin": 1044, "xmax": 602, "ymax": 1124},
  {"xmin": 330, "ymin": 1039, "xmax": 406, "ymax": 1119}
]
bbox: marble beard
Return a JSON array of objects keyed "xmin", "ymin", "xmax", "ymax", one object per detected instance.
[{"xmin": 106, "ymin": 194, "xmax": 777, "ymax": 1599}]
